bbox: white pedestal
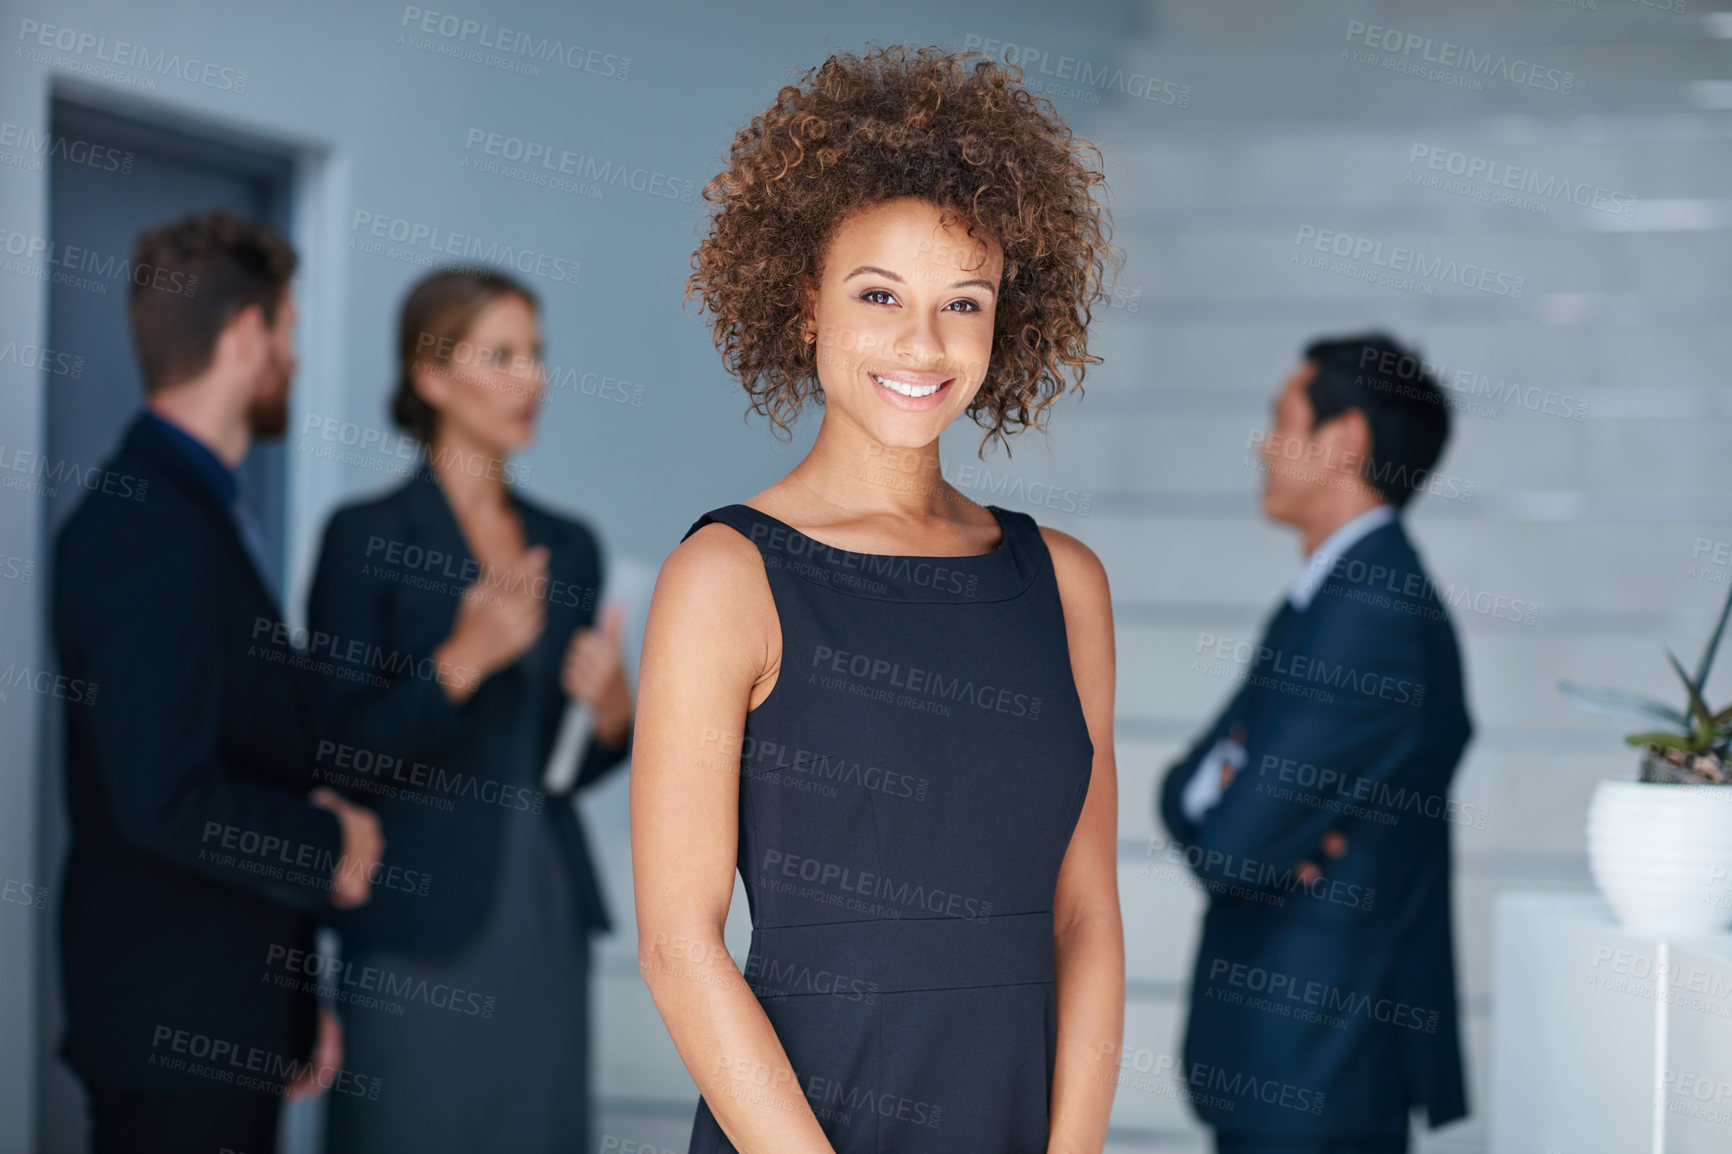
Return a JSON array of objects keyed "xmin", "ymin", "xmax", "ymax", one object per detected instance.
[{"xmin": 1490, "ymin": 892, "xmax": 1732, "ymax": 1154}]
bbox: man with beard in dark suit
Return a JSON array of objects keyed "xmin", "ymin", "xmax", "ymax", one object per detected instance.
[
  {"xmin": 53, "ymin": 209, "xmax": 384, "ymax": 1153},
  {"xmin": 1159, "ymin": 333, "xmax": 1474, "ymax": 1154}
]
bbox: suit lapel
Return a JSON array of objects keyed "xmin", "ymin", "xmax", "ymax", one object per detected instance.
[
  {"xmin": 404, "ymin": 469, "xmax": 559, "ymax": 685},
  {"xmin": 127, "ymin": 417, "xmax": 317, "ymax": 741},
  {"xmin": 404, "ymin": 469, "xmax": 554, "ymax": 577}
]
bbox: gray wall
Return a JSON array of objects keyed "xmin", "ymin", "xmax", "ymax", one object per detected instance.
[{"xmin": 2, "ymin": 0, "xmax": 1729, "ymax": 1151}]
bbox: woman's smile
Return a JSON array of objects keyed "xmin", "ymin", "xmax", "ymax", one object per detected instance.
[{"xmin": 868, "ymin": 368, "xmax": 954, "ymax": 411}]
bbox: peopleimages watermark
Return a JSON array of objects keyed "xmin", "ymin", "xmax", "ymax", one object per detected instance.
[
  {"xmin": 248, "ymin": 616, "xmax": 478, "ymax": 691},
  {"xmin": 347, "ymin": 210, "xmax": 581, "ymax": 285},
  {"xmin": 0, "ymin": 336, "xmax": 85, "ymax": 378},
  {"xmin": 961, "ymin": 34, "xmax": 1191, "ymax": 107},
  {"xmin": 714, "ymin": 1055, "xmax": 944, "ymax": 1129},
  {"xmin": 1340, "ymin": 20, "xmax": 1575, "ymax": 94},
  {"xmin": 1139, "ymin": 832, "xmax": 1376, "ymax": 912},
  {"xmin": 1204, "ymin": 957, "xmax": 1441, "ymax": 1033},
  {"xmin": 1659, "ymin": 1067, "xmax": 1732, "ymax": 1127},
  {"xmin": 599, "ymin": 1138, "xmax": 679, "ymax": 1154},
  {"xmin": 1406, "ymin": 144, "xmax": 1637, "ymax": 219},
  {"xmin": 808, "ymin": 643, "xmax": 1043, "ymax": 720},
  {"xmin": 0, "ymin": 227, "xmax": 198, "ymax": 298},
  {"xmin": 148, "ymin": 1024, "xmax": 381, "ymax": 1098},
  {"xmin": 1551, "ymin": 0, "xmax": 1690, "ymax": 13},
  {"xmin": 0, "ymin": 550, "xmax": 32, "ymax": 583},
  {"xmin": 758, "ymin": 849, "xmax": 994, "ymax": 923},
  {"xmin": 1192, "ymin": 630, "xmax": 1426, "ymax": 708},
  {"xmin": 264, "ymin": 943, "xmax": 496, "ymax": 1018},
  {"xmin": 2, "ymin": 875, "xmax": 48, "ymax": 911},
  {"xmin": 15, "ymin": 19, "xmax": 249, "ymax": 93},
  {"xmin": 0, "ymin": 663, "xmax": 96, "ymax": 707},
  {"xmin": 1293, "ymin": 225, "xmax": 1525, "ymax": 298},
  {"xmin": 1352, "ymin": 343, "xmax": 1588, "ymax": 422},
  {"xmin": 361, "ymin": 532, "xmax": 597, "ymax": 610},
  {"xmin": 461, "ymin": 128, "xmax": 695, "ymax": 204},
  {"xmin": 1247, "ymin": 426, "xmax": 1476, "ymax": 504},
  {"xmin": 313, "ymin": 739, "xmax": 546, "ymax": 816},
  {"xmin": 1689, "ymin": 537, "xmax": 1732, "ymax": 588},
  {"xmin": 743, "ymin": 950, "xmax": 882, "ymax": 1003},
  {"xmin": 397, "ymin": 6, "xmax": 629, "ymax": 80},
  {"xmin": 199, "ymin": 819, "xmax": 432, "ymax": 898},
  {"xmin": 640, "ymin": 932, "xmax": 753, "ymax": 998},
  {"xmin": 698, "ymin": 726, "xmax": 932, "ymax": 803},
  {"xmin": 748, "ymin": 521, "xmax": 982, "ymax": 601},
  {"xmin": 1251, "ymin": 755, "xmax": 1487, "ymax": 830},
  {"xmin": 1246, "ymin": 438, "xmax": 1475, "ymax": 505},
  {"xmin": 1703, "ymin": 865, "xmax": 1732, "ymax": 913},
  {"xmin": 1094, "ymin": 1043, "xmax": 1328, "ymax": 1117},
  {"xmin": 1586, "ymin": 945, "xmax": 1732, "ymax": 1019},
  {"xmin": 0, "ymin": 444, "xmax": 146, "ymax": 503},
  {"xmin": 0, "ymin": 119, "xmax": 133, "ymax": 176},
  {"xmin": 298, "ymin": 413, "xmax": 532, "ymax": 485},
  {"xmin": 1312, "ymin": 552, "xmax": 1540, "ymax": 628},
  {"xmin": 412, "ymin": 329, "xmax": 645, "ymax": 407},
  {"xmin": 859, "ymin": 443, "xmax": 1092, "ymax": 517}
]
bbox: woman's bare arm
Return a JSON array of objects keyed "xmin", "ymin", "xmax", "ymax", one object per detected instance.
[
  {"xmin": 630, "ymin": 523, "xmax": 836, "ymax": 1153},
  {"xmin": 1041, "ymin": 527, "xmax": 1125, "ymax": 1154}
]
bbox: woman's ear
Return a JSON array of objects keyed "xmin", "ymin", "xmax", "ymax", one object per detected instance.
[
  {"xmin": 797, "ymin": 274, "xmax": 819, "ymax": 346},
  {"xmin": 409, "ymin": 359, "xmax": 448, "ymax": 412}
]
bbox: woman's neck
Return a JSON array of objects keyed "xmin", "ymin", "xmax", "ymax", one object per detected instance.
[
  {"xmin": 427, "ymin": 431, "xmax": 510, "ymax": 516},
  {"xmin": 794, "ymin": 414, "xmax": 960, "ymax": 521}
]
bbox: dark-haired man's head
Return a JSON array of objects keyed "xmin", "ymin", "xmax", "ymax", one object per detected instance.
[
  {"xmin": 130, "ymin": 209, "xmax": 299, "ymax": 450},
  {"xmin": 1256, "ymin": 332, "xmax": 1451, "ymax": 550}
]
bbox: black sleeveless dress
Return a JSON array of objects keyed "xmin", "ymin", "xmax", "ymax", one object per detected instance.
[{"xmin": 679, "ymin": 502, "xmax": 1096, "ymax": 1154}]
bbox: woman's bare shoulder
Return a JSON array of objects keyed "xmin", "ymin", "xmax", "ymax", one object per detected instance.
[{"xmin": 656, "ymin": 517, "xmax": 766, "ymax": 606}]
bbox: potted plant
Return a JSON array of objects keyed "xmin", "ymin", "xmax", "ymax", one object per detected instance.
[{"xmin": 1559, "ymin": 580, "xmax": 1732, "ymax": 935}]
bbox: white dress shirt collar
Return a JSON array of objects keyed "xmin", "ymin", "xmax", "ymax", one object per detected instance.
[{"xmin": 1287, "ymin": 504, "xmax": 1398, "ymax": 611}]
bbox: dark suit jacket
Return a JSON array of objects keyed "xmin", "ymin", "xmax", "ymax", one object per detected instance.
[
  {"xmin": 305, "ymin": 469, "xmax": 631, "ymax": 959},
  {"xmin": 1158, "ymin": 517, "xmax": 1472, "ymax": 1135},
  {"xmin": 53, "ymin": 413, "xmax": 343, "ymax": 1092}
]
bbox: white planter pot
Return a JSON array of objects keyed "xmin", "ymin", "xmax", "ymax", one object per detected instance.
[{"xmin": 1586, "ymin": 778, "xmax": 1732, "ymax": 935}]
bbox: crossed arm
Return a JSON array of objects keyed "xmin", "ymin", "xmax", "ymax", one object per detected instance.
[{"xmin": 1159, "ymin": 602, "xmax": 1429, "ymax": 893}]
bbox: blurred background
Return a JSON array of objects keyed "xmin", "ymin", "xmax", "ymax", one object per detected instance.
[{"xmin": 2, "ymin": 0, "xmax": 1729, "ymax": 1151}]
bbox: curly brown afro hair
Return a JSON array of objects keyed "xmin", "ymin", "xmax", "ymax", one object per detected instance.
[{"xmin": 686, "ymin": 44, "xmax": 1116, "ymax": 455}]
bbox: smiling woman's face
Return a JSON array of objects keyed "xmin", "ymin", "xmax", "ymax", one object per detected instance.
[{"xmin": 807, "ymin": 197, "xmax": 1004, "ymax": 451}]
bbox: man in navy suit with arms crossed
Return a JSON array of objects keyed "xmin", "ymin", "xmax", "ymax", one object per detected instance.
[{"xmin": 1160, "ymin": 333, "xmax": 1473, "ymax": 1154}]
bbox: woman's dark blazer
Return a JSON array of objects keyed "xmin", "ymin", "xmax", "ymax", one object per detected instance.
[{"xmin": 305, "ymin": 468, "xmax": 631, "ymax": 958}]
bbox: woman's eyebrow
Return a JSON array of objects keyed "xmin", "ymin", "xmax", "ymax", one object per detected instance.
[
  {"xmin": 843, "ymin": 265, "xmax": 997, "ymax": 295},
  {"xmin": 843, "ymin": 264, "xmax": 904, "ymax": 283}
]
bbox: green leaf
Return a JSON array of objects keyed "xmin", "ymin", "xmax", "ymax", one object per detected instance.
[
  {"xmin": 1694, "ymin": 579, "xmax": 1732, "ymax": 695},
  {"xmin": 1558, "ymin": 681, "xmax": 1689, "ymax": 730},
  {"xmin": 1626, "ymin": 731, "xmax": 1699, "ymax": 752},
  {"xmin": 1667, "ymin": 648, "xmax": 1716, "ymax": 737}
]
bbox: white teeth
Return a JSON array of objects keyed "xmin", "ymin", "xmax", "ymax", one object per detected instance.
[{"xmin": 871, "ymin": 373, "xmax": 942, "ymax": 398}]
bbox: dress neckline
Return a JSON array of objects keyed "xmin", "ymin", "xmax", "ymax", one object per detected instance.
[
  {"xmin": 701, "ymin": 502, "xmax": 1038, "ymax": 604},
  {"xmin": 737, "ymin": 503, "xmax": 1010, "ymax": 562}
]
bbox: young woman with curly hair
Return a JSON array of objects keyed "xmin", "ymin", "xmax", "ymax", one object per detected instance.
[{"xmin": 631, "ymin": 45, "xmax": 1123, "ymax": 1154}]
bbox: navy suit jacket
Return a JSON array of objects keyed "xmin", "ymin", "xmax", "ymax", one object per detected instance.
[
  {"xmin": 305, "ymin": 470, "xmax": 631, "ymax": 959},
  {"xmin": 1158, "ymin": 517, "xmax": 1472, "ymax": 1135},
  {"xmin": 53, "ymin": 414, "xmax": 342, "ymax": 1091}
]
